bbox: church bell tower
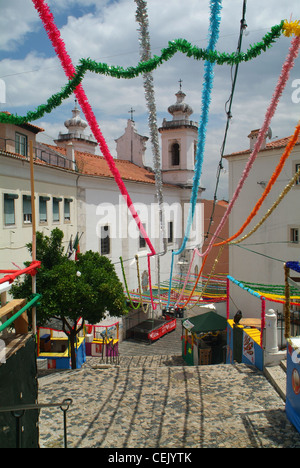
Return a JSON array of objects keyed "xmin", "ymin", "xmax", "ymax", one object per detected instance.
[{"xmin": 159, "ymin": 83, "xmax": 199, "ymax": 188}]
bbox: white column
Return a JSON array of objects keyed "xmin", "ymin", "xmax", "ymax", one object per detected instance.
[{"xmin": 265, "ymin": 309, "xmax": 279, "ymax": 354}]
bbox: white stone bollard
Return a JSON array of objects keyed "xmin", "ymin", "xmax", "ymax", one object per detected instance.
[
  {"xmin": 265, "ymin": 309, "xmax": 279, "ymax": 354},
  {"xmin": 264, "ymin": 309, "xmax": 286, "ymax": 367}
]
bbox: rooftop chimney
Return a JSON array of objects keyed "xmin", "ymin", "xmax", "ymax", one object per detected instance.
[{"xmin": 248, "ymin": 127, "xmax": 272, "ymax": 151}]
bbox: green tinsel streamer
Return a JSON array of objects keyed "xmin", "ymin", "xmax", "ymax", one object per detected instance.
[{"xmin": 0, "ymin": 21, "xmax": 284, "ymax": 125}]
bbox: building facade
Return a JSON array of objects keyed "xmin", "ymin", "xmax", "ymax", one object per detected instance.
[
  {"xmin": 0, "ymin": 119, "xmax": 78, "ymax": 271},
  {"xmin": 0, "ymin": 87, "xmax": 205, "ymax": 297},
  {"xmin": 225, "ymin": 129, "xmax": 300, "ymax": 318}
]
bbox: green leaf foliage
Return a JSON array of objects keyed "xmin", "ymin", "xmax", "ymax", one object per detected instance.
[{"xmin": 11, "ymin": 229, "xmax": 127, "ymax": 329}]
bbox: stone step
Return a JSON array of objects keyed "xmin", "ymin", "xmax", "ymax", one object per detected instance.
[
  {"xmin": 119, "ymin": 354, "xmax": 186, "ymax": 368},
  {"xmin": 83, "ymin": 354, "xmax": 186, "ymax": 369},
  {"xmin": 280, "ymin": 359, "xmax": 287, "ymax": 372},
  {"xmin": 264, "ymin": 363, "xmax": 287, "ymax": 401}
]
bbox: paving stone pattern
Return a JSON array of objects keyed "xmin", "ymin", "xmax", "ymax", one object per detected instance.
[{"xmin": 38, "ymin": 320, "xmax": 300, "ymax": 448}]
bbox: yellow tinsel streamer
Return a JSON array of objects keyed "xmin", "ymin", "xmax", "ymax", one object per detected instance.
[
  {"xmin": 282, "ymin": 20, "xmax": 300, "ymax": 37},
  {"xmin": 186, "ymin": 246, "xmax": 225, "ymax": 310},
  {"xmin": 230, "ymin": 165, "xmax": 300, "ymax": 245}
]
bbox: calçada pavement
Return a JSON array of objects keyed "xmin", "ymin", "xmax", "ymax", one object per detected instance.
[{"xmin": 37, "ymin": 319, "xmax": 300, "ymax": 448}]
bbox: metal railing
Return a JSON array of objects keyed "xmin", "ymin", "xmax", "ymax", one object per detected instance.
[
  {"xmin": 160, "ymin": 119, "xmax": 198, "ymax": 129},
  {"xmin": 57, "ymin": 132, "xmax": 96, "ymax": 143},
  {"xmin": 0, "ymin": 137, "xmax": 76, "ymax": 171},
  {"xmin": 0, "ymin": 398, "xmax": 73, "ymax": 448},
  {"xmin": 278, "ymin": 309, "xmax": 300, "ymax": 349}
]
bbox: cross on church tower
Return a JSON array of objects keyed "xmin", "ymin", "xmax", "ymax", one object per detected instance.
[
  {"xmin": 179, "ymin": 79, "xmax": 183, "ymax": 91},
  {"xmin": 128, "ymin": 107, "xmax": 135, "ymax": 122}
]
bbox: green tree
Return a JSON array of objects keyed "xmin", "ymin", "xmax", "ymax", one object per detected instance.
[{"xmin": 11, "ymin": 229, "xmax": 127, "ymax": 369}]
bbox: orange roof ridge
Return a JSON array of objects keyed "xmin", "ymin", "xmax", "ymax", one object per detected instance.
[
  {"xmin": 225, "ymin": 133, "xmax": 300, "ymax": 158},
  {"xmin": 35, "ymin": 143, "xmax": 156, "ymax": 184}
]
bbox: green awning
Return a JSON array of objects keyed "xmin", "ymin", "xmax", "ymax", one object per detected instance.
[{"xmin": 182, "ymin": 311, "xmax": 227, "ymax": 334}]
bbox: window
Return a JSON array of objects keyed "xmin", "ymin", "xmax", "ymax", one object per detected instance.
[
  {"xmin": 15, "ymin": 132, "xmax": 28, "ymax": 156},
  {"xmin": 290, "ymin": 228, "xmax": 299, "ymax": 244},
  {"xmin": 4, "ymin": 193, "xmax": 18, "ymax": 226},
  {"xmin": 53, "ymin": 197, "xmax": 61, "ymax": 223},
  {"xmin": 194, "ymin": 141, "xmax": 197, "ymax": 166},
  {"xmin": 139, "ymin": 235, "xmax": 146, "ymax": 249},
  {"xmin": 23, "ymin": 195, "xmax": 32, "ymax": 224},
  {"xmin": 295, "ymin": 163, "xmax": 300, "ymax": 185},
  {"xmin": 100, "ymin": 225, "xmax": 110, "ymax": 255},
  {"xmin": 168, "ymin": 221, "xmax": 174, "ymax": 243},
  {"xmin": 39, "ymin": 196, "xmax": 49, "ymax": 224},
  {"xmin": 64, "ymin": 198, "xmax": 72, "ymax": 222},
  {"xmin": 171, "ymin": 142, "xmax": 180, "ymax": 166},
  {"xmin": 139, "ymin": 223, "xmax": 147, "ymax": 249}
]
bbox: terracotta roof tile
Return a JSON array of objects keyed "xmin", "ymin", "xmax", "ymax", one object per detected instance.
[
  {"xmin": 76, "ymin": 151, "xmax": 155, "ymax": 184},
  {"xmin": 0, "ymin": 112, "xmax": 44, "ymax": 133},
  {"xmin": 0, "ymin": 149, "xmax": 47, "ymax": 165},
  {"xmin": 224, "ymin": 134, "xmax": 300, "ymax": 158},
  {"xmin": 45, "ymin": 144, "xmax": 156, "ymax": 184}
]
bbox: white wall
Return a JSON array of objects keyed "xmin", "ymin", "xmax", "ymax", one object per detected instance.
[
  {"xmin": 226, "ymin": 143, "xmax": 300, "ymax": 318},
  {"xmin": 79, "ymin": 175, "xmax": 204, "ymax": 292},
  {"xmin": 0, "ymin": 155, "xmax": 78, "ymax": 270}
]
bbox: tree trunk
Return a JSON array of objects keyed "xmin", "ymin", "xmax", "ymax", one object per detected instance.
[
  {"xmin": 60, "ymin": 318, "xmax": 85, "ymax": 370},
  {"xmin": 69, "ymin": 332, "xmax": 77, "ymax": 370}
]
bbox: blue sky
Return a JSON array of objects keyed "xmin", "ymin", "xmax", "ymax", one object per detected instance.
[{"xmin": 0, "ymin": 0, "xmax": 299, "ymax": 199}]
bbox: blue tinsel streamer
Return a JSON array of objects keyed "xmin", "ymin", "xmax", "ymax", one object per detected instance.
[
  {"xmin": 286, "ymin": 262, "xmax": 300, "ymax": 274},
  {"xmin": 167, "ymin": 0, "xmax": 223, "ymax": 307}
]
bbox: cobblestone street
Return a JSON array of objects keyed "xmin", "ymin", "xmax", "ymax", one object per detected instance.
[{"xmin": 37, "ymin": 320, "xmax": 300, "ymax": 449}]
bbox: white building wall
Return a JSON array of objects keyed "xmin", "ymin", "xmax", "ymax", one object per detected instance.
[
  {"xmin": 227, "ymin": 143, "xmax": 300, "ymax": 318},
  {"xmin": 115, "ymin": 120, "xmax": 148, "ymax": 167},
  {"xmin": 79, "ymin": 175, "xmax": 204, "ymax": 293},
  {"xmin": 0, "ymin": 155, "xmax": 78, "ymax": 271}
]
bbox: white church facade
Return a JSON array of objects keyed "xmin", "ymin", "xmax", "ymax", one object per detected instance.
[{"xmin": 0, "ymin": 87, "xmax": 205, "ymax": 295}]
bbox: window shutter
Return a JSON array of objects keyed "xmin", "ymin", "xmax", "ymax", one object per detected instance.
[
  {"xmin": 4, "ymin": 195, "xmax": 15, "ymax": 225},
  {"xmin": 23, "ymin": 195, "xmax": 32, "ymax": 223},
  {"xmin": 39, "ymin": 197, "xmax": 47, "ymax": 222},
  {"xmin": 53, "ymin": 198, "xmax": 60, "ymax": 222}
]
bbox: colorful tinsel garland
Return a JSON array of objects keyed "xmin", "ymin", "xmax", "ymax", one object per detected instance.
[
  {"xmin": 200, "ymin": 34, "xmax": 300, "ymax": 260},
  {"xmin": 135, "ymin": 0, "xmax": 167, "ymax": 310},
  {"xmin": 230, "ymin": 163, "xmax": 300, "ymax": 245},
  {"xmin": 166, "ymin": 0, "xmax": 223, "ymax": 307},
  {"xmin": 216, "ymin": 122, "xmax": 300, "ymax": 246},
  {"xmin": 0, "ymin": 22, "xmax": 287, "ymax": 126},
  {"xmin": 283, "ymin": 20, "xmax": 300, "ymax": 37},
  {"xmin": 31, "ymin": 0, "xmax": 164, "ymax": 310},
  {"xmin": 173, "ymin": 36, "xmax": 300, "ymax": 309}
]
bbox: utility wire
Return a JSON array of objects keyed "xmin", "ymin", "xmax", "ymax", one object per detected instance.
[{"xmin": 205, "ymin": 0, "xmax": 247, "ymax": 240}]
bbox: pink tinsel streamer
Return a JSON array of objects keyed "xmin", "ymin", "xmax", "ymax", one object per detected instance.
[
  {"xmin": 201, "ymin": 34, "xmax": 300, "ymax": 259},
  {"xmin": 175, "ymin": 35, "xmax": 300, "ymax": 307},
  {"xmin": 32, "ymin": 0, "xmax": 158, "ymax": 308}
]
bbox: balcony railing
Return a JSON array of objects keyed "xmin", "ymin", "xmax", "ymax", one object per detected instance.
[
  {"xmin": 57, "ymin": 132, "xmax": 96, "ymax": 143},
  {"xmin": 0, "ymin": 137, "xmax": 76, "ymax": 171},
  {"xmin": 160, "ymin": 119, "xmax": 198, "ymax": 129}
]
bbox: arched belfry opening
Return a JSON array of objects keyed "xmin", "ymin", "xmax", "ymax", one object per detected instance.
[
  {"xmin": 171, "ymin": 142, "xmax": 180, "ymax": 166},
  {"xmin": 159, "ymin": 82, "xmax": 200, "ymax": 188}
]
